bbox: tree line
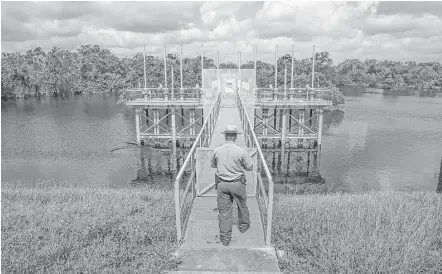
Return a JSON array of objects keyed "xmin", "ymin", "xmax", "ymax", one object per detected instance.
[{"xmin": 2, "ymin": 45, "xmax": 441, "ymax": 99}]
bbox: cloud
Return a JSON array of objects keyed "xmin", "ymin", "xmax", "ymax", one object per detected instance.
[
  {"xmin": 209, "ymin": 17, "xmax": 252, "ymax": 41},
  {"xmin": 253, "ymin": 1, "xmax": 378, "ymax": 42},
  {"xmin": 1, "ymin": 1, "xmax": 442, "ymax": 63},
  {"xmin": 358, "ymin": 14, "xmax": 442, "ymax": 38},
  {"xmin": 376, "ymin": 1, "xmax": 442, "ymax": 16},
  {"xmin": 95, "ymin": 2, "xmax": 202, "ymax": 33},
  {"xmin": 1, "ymin": 12, "xmax": 37, "ymax": 42},
  {"xmin": 200, "ymin": 1, "xmax": 245, "ymax": 27}
]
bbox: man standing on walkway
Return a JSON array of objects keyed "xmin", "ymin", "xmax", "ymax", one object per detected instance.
[{"xmin": 211, "ymin": 125, "xmax": 253, "ymax": 246}]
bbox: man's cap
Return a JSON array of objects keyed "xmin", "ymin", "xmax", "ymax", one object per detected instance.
[{"xmin": 221, "ymin": 125, "xmax": 242, "ymax": 135}]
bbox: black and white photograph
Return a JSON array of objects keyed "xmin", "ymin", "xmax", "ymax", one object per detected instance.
[{"xmin": 1, "ymin": 1, "xmax": 442, "ymax": 273}]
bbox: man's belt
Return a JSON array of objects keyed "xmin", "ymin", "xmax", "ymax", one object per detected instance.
[
  {"xmin": 215, "ymin": 174, "xmax": 246, "ymax": 190},
  {"xmin": 218, "ymin": 176, "xmax": 243, "ymax": 183}
]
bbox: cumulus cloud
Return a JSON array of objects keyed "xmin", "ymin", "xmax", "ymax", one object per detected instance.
[
  {"xmin": 200, "ymin": 1, "xmax": 245, "ymax": 27},
  {"xmin": 376, "ymin": 1, "xmax": 442, "ymax": 16},
  {"xmin": 209, "ymin": 17, "xmax": 252, "ymax": 41},
  {"xmin": 94, "ymin": 2, "xmax": 201, "ymax": 33},
  {"xmin": 359, "ymin": 14, "xmax": 442, "ymax": 37},
  {"xmin": 1, "ymin": 1, "xmax": 442, "ymax": 63},
  {"xmin": 254, "ymin": 1, "xmax": 377, "ymax": 40}
]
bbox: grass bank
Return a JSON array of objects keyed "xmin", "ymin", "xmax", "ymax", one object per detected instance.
[
  {"xmin": 272, "ymin": 191, "xmax": 442, "ymax": 274},
  {"xmin": 2, "ymin": 182, "xmax": 441, "ymax": 273},
  {"xmin": 1, "ymin": 181, "xmax": 179, "ymax": 273}
]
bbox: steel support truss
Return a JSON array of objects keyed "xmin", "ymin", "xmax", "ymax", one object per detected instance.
[
  {"xmin": 254, "ymin": 108, "xmax": 323, "ymax": 147},
  {"xmin": 253, "ymin": 107, "xmax": 324, "ymax": 173},
  {"xmin": 135, "ymin": 107, "xmax": 205, "ymax": 148}
]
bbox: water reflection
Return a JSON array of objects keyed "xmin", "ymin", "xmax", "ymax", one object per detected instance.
[
  {"xmin": 130, "ymin": 147, "xmax": 190, "ymax": 189},
  {"xmin": 336, "ymin": 84, "xmax": 365, "ymax": 97},
  {"xmin": 383, "ymin": 88, "xmax": 440, "ymax": 97},
  {"xmin": 323, "ymin": 109, "xmax": 345, "ymax": 130},
  {"xmin": 337, "ymin": 84, "xmax": 441, "ymax": 98},
  {"xmin": 130, "ymin": 146, "xmax": 328, "ymax": 195},
  {"xmin": 437, "ymin": 158, "xmax": 442, "ymax": 193}
]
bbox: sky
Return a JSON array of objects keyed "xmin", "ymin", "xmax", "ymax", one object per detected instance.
[{"xmin": 1, "ymin": 1, "xmax": 442, "ymax": 64}]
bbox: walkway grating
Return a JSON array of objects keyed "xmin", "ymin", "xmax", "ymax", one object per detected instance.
[{"xmin": 181, "ymin": 197, "xmax": 264, "ymax": 249}]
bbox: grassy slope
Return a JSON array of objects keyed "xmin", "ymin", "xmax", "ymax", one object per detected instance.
[
  {"xmin": 1, "ymin": 183, "xmax": 179, "ymax": 274},
  {"xmin": 272, "ymin": 192, "xmax": 442, "ymax": 274},
  {"xmin": 2, "ymin": 182, "xmax": 441, "ymax": 274}
]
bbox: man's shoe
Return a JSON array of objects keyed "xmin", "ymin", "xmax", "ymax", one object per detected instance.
[
  {"xmin": 239, "ymin": 225, "xmax": 250, "ymax": 233},
  {"xmin": 222, "ymin": 240, "xmax": 230, "ymax": 246}
]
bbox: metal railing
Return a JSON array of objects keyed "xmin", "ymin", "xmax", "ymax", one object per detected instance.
[
  {"xmin": 256, "ymin": 87, "xmax": 331, "ymax": 102},
  {"xmin": 126, "ymin": 88, "xmax": 203, "ymax": 103},
  {"xmin": 235, "ymin": 90, "xmax": 275, "ymax": 247},
  {"xmin": 174, "ymin": 92, "xmax": 222, "ymax": 243}
]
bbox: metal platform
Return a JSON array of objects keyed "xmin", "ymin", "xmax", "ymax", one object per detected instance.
[
  {"xmin": 125, "ymin": 88, "xmax": 203, "ymax": 107},
  {"xmin": 257, "ymin": 99, "xmax": 331, "ymax": 109}
]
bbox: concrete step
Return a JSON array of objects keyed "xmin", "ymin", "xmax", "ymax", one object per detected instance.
[
  {"xmin": 169, "ymin": 271, "xmax": 281, "ymax": 274},
  {"xmin": 170, "ymin": 247, "xmax": 280, "ymax": 273}
]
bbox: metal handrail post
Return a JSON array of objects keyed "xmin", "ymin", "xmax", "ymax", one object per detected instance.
[
  {"xmin": 143, "ymin": 46, "xmax": 147, "ymax": 89},
  {"xmin": 310, "ymin": 45, "xmax": 315, "ymax": 101},
  {"xmin": 174, "ymin": 167, "xmax": 182, "ymax": 241},
  {"xmin": 164, "ymin": 45, "xmax": 167, "ymax": 89},
  {"xmin": 291, "ymin": 45, "xmax": 294, "ymax": 89},
  {"xmin": 172, "ymin": 66, "xmax": 174, "ymax": 101}
]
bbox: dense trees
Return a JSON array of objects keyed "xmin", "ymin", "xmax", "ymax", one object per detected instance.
[{"xmin": 2, "ymin": 45, "xmax": 441, "ymax": 99}]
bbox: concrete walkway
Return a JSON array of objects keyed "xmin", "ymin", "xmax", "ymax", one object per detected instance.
[{"xmin": 171, "ymin": 247, "xmax": 280, "ymax": 272}]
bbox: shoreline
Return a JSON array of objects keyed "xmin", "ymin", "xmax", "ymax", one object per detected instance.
[
  {"xmin": 2, "ymin": 182, "xmax": 441, "ymax": 273},
  {"xmin": 324, "ymin": 105, "xmax": 345, "ymax": 112},
  {"xmin": 1, "ymin": 90, "xmax": 121, "ymax": 100}
]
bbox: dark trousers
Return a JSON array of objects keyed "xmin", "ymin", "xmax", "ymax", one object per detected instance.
[{"xmin": 216, "ymin": 176, "xmax": 250, "ymax": 243}]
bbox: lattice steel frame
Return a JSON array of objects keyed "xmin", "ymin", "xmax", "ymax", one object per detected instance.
[
  {"xmin": 254, "ymin": 108, "xmax": 323, "ymax": 147},
  {"xmin": 136, "ymin": 107, "xmax": 205, "ymax": 148},
  {"xmin": 253, "ymin": 107, "xmax": 324, "ymax": 173}
]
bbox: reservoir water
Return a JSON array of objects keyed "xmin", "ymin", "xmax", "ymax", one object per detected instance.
[{"xmin": 2, "ymin": 91, "xmax": 441, "ymax": 192}]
